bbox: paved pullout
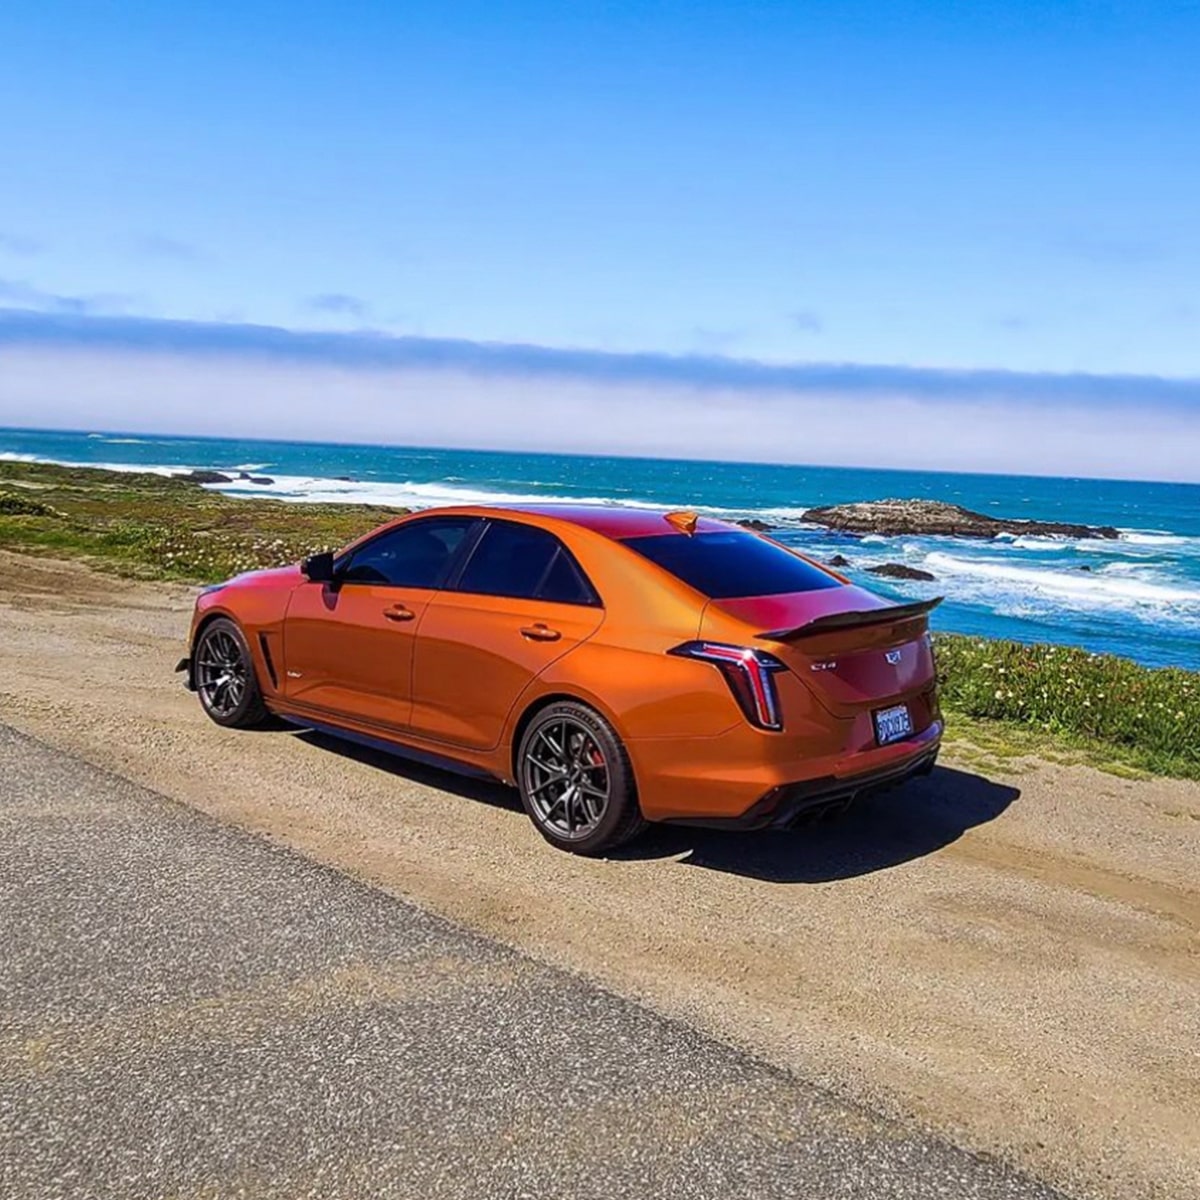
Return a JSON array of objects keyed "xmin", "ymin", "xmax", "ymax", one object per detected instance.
[{"xmin": 0, "ymin": 724, "xmax": 1063, "ymax": 1200}]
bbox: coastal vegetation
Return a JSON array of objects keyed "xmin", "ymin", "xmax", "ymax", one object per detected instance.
[
  {"xmin": 0, "ymin": 460, "xmax": 399, "ymax": 581},
  {"xmin": 935, "ymin": 634, "xmax": 1199, "ymax": 782},
  {"xmin": 3, "ymin": 459, "xmax": 1197, "ymax": 782}
]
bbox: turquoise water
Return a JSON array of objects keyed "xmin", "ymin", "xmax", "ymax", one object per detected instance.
[{"xmin": 3, "ymin": 426, "xmax": 1199, "ymax": 670}]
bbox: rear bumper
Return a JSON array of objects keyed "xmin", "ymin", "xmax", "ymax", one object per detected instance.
[
  {"xmin": 665, "ymin": 742, "xmax": 939, "ymax": 830},
  {"xmin": 633, "ymin": 715, "xmax": 943, "ymax": 826}
]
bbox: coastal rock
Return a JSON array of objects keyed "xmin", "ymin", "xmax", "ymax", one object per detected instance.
[
  {"xmin": 173, "ymin": 470, "xmax": 232, "ymax": 485},
  {"xmin": 736, "ymin": 518, "xmax": 776, "ymax": 532},
  {"xmin": 827, "ymin": 554, "xmax": 852, "ymax": 568},
  {"xmin": 804, "ymin": 499, "xmax": 1120, "ymax": 541},
  {"xmin": 866, "ymin": 562, "xmax": 936, "ymax": 582},
  {"xmin": 246, "ymin": 476, "xmax": 275, "ymax": 486}
]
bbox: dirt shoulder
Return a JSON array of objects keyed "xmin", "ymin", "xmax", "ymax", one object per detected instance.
[{"xmin": 1, "ymin": 551, "xmax": 1197, "ymax": 1200}]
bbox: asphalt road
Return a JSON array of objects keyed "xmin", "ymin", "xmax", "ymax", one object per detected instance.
[{"xmin": 0, "ymin": 723, "xmax": 1066, "ymax": 1200}]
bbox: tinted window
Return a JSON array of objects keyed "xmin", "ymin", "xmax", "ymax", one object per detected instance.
[
  {"xmin": 538, "ymin": 546, "xmax": 597, "ymax": 605},
  {"xmin": 341, "ymin": 518, "xmax": 475, "ymax": 587},
  {"xmin": 622, "ymin": 531, "xmax": 841, "ymax": 599},
  {"xmin": 456, "ymin": 521, "xmax": 598, "ymax": 604}
]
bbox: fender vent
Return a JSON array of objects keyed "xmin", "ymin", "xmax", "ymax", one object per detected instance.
[{"xmin": 258, "ymin": 634, "xmax": 279, "ymax": 689}]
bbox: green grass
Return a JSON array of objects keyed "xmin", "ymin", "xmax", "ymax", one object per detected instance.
[
  {"xmin": 938, "ymin": 709, "xmax": 1155, "ymax": 781},
  {"xmin": 0, "ymin": 460, "xmax": 404, "ymax": 582},
  {"xmin": 935, "ymin": 634, "xmax": 1199, "ymax": 782},
  {"xmin": 3, "ymin": 459, "xmax": 1197, "ymax": 783}
]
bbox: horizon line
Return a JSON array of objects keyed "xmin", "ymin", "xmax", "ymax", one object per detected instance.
[{"xmin": 2, "ymin": 422, "xmax": 1196, "ymax": 490}]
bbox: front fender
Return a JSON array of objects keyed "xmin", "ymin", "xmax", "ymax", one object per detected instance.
[{"xmin": 183, "ymin": 580, "xmax": 296, "ymax": 700}]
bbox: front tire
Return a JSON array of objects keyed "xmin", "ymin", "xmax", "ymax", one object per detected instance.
[
  {"xmin": 193, "ymin": 617, "xmax": 270, "ymax": 729},
  {"xmin": 516, "ymin": 701, "xmax": 646, "ymax": 855}
]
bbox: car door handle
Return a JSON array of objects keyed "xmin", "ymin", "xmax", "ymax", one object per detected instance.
[
  {"xmin": 520, "ymin": 623, "xmax": 561, "ymax": 642},
  {"xmin": 383, "ymin": 604, "xmax": 416, "ymax": 622}
]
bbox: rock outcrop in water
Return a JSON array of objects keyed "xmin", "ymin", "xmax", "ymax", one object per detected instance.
[
  {"xmin": 866, "ymin": 562, "xmax": 937, "ymax": 581},
  {"xmin": 173, "ymin": 469, "xmax": 232, "ymax": 485},
  {"xmin": 804, "ymin": 499, "xmax": 1119, "ymax": 541}
]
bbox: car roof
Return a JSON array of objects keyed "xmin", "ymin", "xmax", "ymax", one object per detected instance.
[{"xmin": 427, "ymin": 504, "xmax": 738, "ymax": 540}]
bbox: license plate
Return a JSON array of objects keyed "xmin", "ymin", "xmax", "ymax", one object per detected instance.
[{"xmin": 874, "ymin": 703, "xmax": 913, "ymax": 746}]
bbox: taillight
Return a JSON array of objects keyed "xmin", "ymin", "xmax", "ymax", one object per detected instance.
[{"xmin": 669, "ymin": 641, "xmax": 787, "ymax": 731}]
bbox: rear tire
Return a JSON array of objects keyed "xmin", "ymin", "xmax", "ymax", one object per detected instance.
[
  {"xmin": 516, "ymin": 701, "xmax": 647, "ymax": 855},
  {"xmin": 193, "ymin": 617, "xmax": 270, "ymax": 729}
]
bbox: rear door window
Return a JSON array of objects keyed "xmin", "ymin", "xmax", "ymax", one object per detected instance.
[
  {"xmin": 454, "ymin": 521, "xmax": 599, "ymax": 605},
  {"xmin": 622, "ymin": 531, "xmax": 840, "ymax": 599}
]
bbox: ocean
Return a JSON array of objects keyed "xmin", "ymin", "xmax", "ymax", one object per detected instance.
[{"xmin": 3, "ymin": 426, "xmax": 1199, "ymax": 671}]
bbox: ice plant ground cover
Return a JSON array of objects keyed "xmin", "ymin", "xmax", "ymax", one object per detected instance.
[
  {"xmin": 3, "ymin": 459, "xmax": 1199, "ymax": 782},
  {"xmin": 935, "ymin": 634, "xmax": 1200, "ymax": 781}
]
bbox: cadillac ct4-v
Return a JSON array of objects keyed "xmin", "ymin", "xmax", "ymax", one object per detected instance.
[{"xmin": 180, "ymin": 506, "xmax": 942, "ymax": 854}]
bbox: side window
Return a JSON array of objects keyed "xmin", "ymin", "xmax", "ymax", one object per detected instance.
[
  {"xmin": 340, "ymin": 518, "xmax": 476, "ymax": 588},
  {"xmin": 538, "ymin": 545, "xmax": 597, "ymax": 605},
  {"xmin": 454, "ymin": 521, "xmax": 599, "ymax": 605}
]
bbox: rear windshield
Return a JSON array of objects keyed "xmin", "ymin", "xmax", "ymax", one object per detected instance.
[{"xmin": 622, "ymin": 531, "xmax": 842, "ymax": 599}]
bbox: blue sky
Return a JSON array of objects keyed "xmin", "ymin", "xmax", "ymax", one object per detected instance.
[{"xmin": 1, "ymin": 1, "xmax": 1198, "ymax": 478}]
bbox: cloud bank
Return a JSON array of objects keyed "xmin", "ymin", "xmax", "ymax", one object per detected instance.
[{"xmin": 1, "ymin": 309, "xmax": 1197, "ymax": 482}]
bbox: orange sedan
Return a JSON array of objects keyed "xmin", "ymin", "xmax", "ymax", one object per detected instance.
[{"xmin": 179, "ymin": 505, "xmax": 943, "ymax": 854}]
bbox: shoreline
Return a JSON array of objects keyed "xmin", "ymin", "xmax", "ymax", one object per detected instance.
[{"xmin": 6, "ymin": 433, "xmax": 1200, "ymax": 534}]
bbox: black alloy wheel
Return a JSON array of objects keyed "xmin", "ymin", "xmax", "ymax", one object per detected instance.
[
  {"xmin": 517, "ymin": 701, "xmax": 645, "ymax": 855},
  {"xmin": 194, "ymin": 617, "xmax": 270, "ymax": 728}
]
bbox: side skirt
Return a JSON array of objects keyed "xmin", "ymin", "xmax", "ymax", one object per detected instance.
[{"xmin": 276, "ymin": 713, "xmax": 502, "ymax": 784}]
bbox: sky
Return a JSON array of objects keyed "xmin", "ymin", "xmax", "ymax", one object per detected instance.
[{"xmin": 1, "ymin": 1, "xmax": 1198, "ymax": 480}]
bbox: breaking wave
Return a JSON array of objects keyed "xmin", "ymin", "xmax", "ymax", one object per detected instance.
[{"xmin": 922, "ymin": 551, "xmax": 1200, "ymax": 618}]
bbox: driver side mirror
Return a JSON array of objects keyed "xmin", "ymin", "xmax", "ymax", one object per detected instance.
[{"xmin": 301, "ymin": 551, "xmax": 336, "ymax": 583}]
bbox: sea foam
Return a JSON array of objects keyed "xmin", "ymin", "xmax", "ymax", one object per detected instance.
[{"xmin": 923, "ymin": 551, "xmax": 1200, "ymax": 608}]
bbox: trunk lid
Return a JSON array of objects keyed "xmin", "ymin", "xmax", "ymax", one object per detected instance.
[{"xmin": 702, "ymin": 587, "xmax": 941, "ymax": 718}]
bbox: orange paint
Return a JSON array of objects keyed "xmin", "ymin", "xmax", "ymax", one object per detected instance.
[{"xmin": 186, "ymin": 505, "xmax": 942, "ymax": 827}]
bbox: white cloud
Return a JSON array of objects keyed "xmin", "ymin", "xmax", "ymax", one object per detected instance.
[{"xmin": 1, "ymin": 344, "xmax": 1196, "ymax": 482}]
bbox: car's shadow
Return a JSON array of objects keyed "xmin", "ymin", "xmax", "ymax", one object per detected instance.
[
  {"xmin": 618, "ymin": 766, "xmax": 1019, "ymax": 883},
  {"xmin": 289, "ymin": 730, "xmax": 1017, "ymax": 884},
  {"xmin": 291, "ymin": 729, "xmax": 525, "ymax": 813}
]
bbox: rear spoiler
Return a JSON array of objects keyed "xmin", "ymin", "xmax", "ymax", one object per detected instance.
[{"xmin": 756, "ymin": 597, "xmax": 943, "ymax": 642}]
